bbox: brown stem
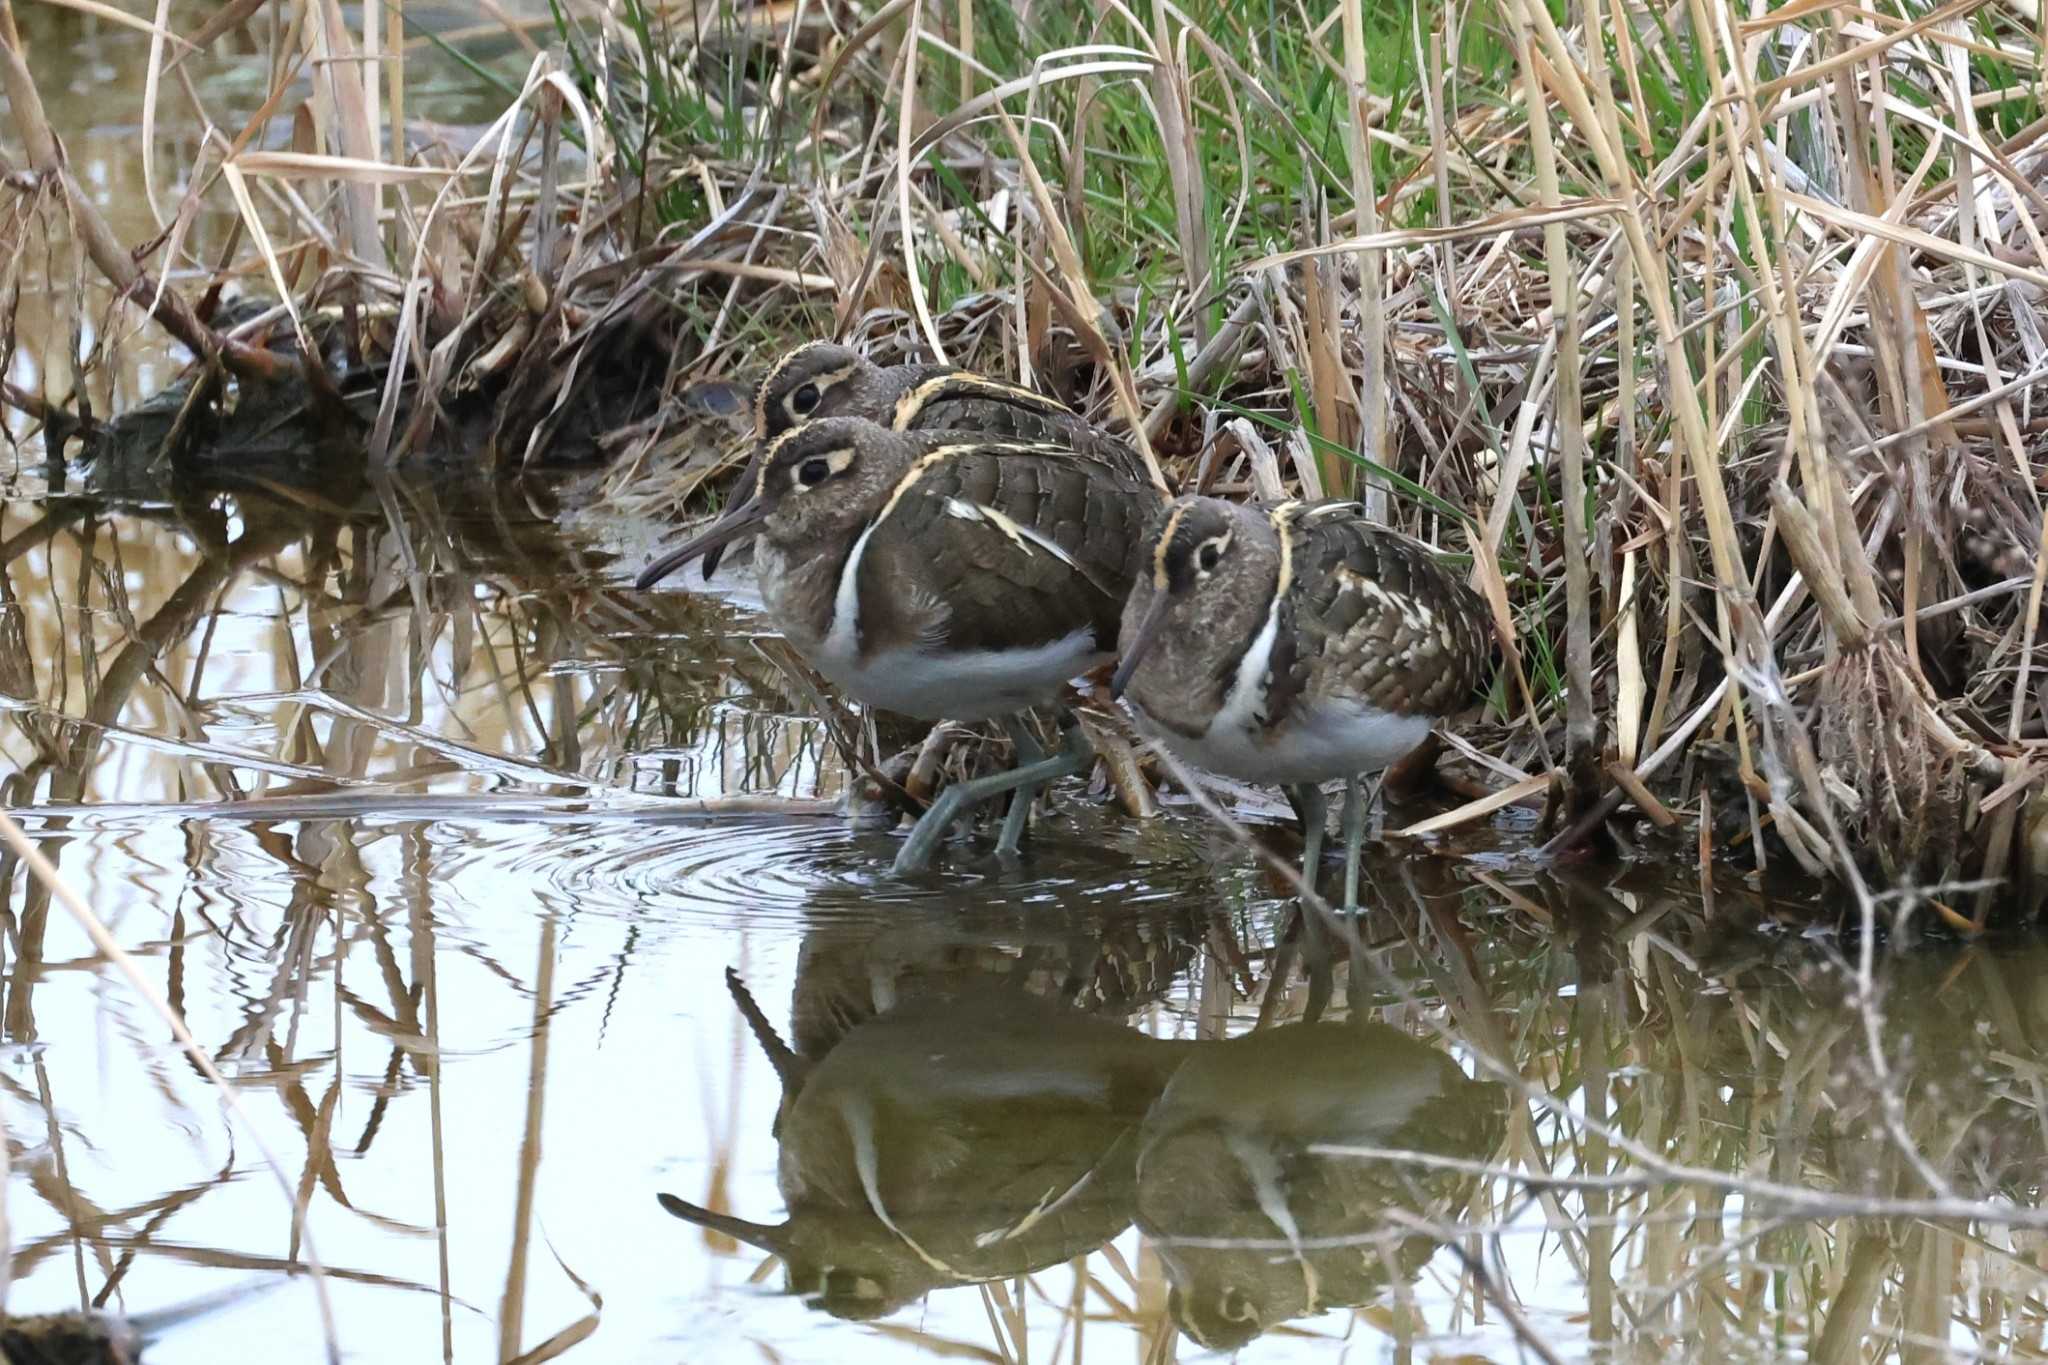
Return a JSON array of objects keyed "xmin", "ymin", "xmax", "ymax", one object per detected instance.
[
  {"xmin": 0, "ymin": 1, "xmax": 289, "ymax": 386},
  {"xmin": 0, "ymin": 380, "xmax": 90, "ymax": 442}
]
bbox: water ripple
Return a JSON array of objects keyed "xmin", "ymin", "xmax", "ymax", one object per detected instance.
[{"xmin": 419, "ymin": 802, "xmax": 1221, "ymax": 935}]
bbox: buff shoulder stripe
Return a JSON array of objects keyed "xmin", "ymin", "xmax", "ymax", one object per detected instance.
[
  {"xmin": 858, "ymin": 437, "xmax": 1103, "ymax": 547},
  {"xmin": 1269, "ymin": 503, "xmax": 1297, "ymax": 603},
  {"xmin": 891, "ymin": 373, "xmax": 1071, "ymax": 430},
  {"xmin": 1300, "ymin": 500, "xmax": 1360, "ymax": 525},
  {"xmin": 864, "ymin": 440, "xmax": 1015, "ymax": 527}
]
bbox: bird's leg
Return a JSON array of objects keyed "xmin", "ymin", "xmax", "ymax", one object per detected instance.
[
  {"xmin": 996, "ymin": 710, "xmax": 1093, "ymax": 859},
  {"xmin": 1340, "ymin": 774, "xmax": 1367, "ymax": 914},
  {"xmin": 893, "ymin": 711, "xmax": 1094, "ymax": 873},
  {"xmin": 1282, "ymin": 783, "xmax": 1334, "ymax": 1021},
  {"xmin": 995, "ymin": 713, "xmax": 1048, "ymax": 856},
  {"xmin": 1341, "ymin": 773, "xmax": 1390, "ymax": 1015},
  {"xmin": 1298, "ymin": 900, "xmax": 1334, "ymax": 1025},
  {"xmin": 1284, "ymin": 783, "xmax": 1328, "ymax": 896},
  {"xmin": 1256, "ymin": 908, "xmax": 1305, "ymax": 1029}
]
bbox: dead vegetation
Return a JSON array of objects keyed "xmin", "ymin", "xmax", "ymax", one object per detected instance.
[{"xmin": 3, "ymin": 0, "xmax": 2048, "ymax": 920}]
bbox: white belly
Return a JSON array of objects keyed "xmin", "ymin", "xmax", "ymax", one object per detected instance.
[
  {"xmin": 802, "ymin": 627, "xmax": 1106, "ymax": 722},
  {"xmin": 1134, "ymin": 696, "xmax": 1434, "ymax": 786},
  {"xmin": 755, "ymin": 525, "xmax": 1103, "ymax": 721}
]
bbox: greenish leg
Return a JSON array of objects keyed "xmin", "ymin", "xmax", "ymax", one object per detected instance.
[
  {"xmin": 1284, "ymin": 783, "xmax": 1328, "ymax": 895},
  {"xmin": 1340, "ymin": 774, "xmax": 1367, "ymax": 914},
  {"xmin": 892, "ymin": 713, "xmax": 1093, "ymax": 874},
  {"xmin": 1285, "ymin": 783, "xmax": 1333, "ymax": 1022},
  {"xmin": 994, "ymin": 714, "xmax": 1048, "ymax": 858},
  {"xmin": 1300, "ymin": 907, "xmax": 1333, "ymax": 1025},
  {"xmin": 1256, "ymin": 910, "xmax": 1303, "ymax": 1030}
]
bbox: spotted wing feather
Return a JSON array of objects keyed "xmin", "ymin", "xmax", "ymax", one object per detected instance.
[{"xmin": 1280, "ymin": 502, "xmax": 1490, "ymax": 720}]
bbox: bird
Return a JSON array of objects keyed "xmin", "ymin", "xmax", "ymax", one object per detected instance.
[
  {"xmin": 1109, "ymin": 496, "xmax": 1491, "ymax": 908},
  {"xmin": 1133, "ymin": 1019, "xmax": 1505, "ymax": 1350},
  {"xmin": 637, "ymin": 415, "xmax": 1163, "ymax": 872},
  {"xmin": 658, "ymin": 971, "xmax": 1186, "ymax": 1321},
  {"xmin": 679, "ymin": 340, "xmax": 1163, "ymax": 581}
]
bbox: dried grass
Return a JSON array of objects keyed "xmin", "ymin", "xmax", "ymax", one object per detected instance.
[{"xmin": 6, "ymin": 0, "xmax": 2048, "ymax": 918}]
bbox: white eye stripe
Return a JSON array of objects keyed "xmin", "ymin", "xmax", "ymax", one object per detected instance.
[
  {"xmin": 782, "ymin": 363, "xmax": 860, "ymax": 417},
  {"xmin": 790, "ymin": 445, "xmax": 857, "ymax": 487}
]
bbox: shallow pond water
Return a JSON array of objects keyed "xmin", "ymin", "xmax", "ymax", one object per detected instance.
[
  {"xmin": 5, "ymin": 438, "xmax": 2048, "ymax": 1365},
  {"xmin": 5, "ymin": 9, "xmax": 2048, "ymax": 1364}
]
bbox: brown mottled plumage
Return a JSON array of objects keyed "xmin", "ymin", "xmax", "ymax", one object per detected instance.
[
  {"xmin": 1112, "ymin": 495, "xmax": 1491, "ymax": 901},
  {"xmin": 0, "ymin": 1313, "xmax": 142, "ymax": 1365},
  {"xmin": 731, "ymin": 419, "xmax": 1155, "ymax": 716},
  {"xmin": 750, "ymin": 342, "xmax": 1153, "ymax": 480},
  {"xmin": 678, "ymin": 341, "xmax": 1161, "ymax": 581},
  {"xmin": 638, "ymin": 416, "xmax": 1164, "ymax": 871}
]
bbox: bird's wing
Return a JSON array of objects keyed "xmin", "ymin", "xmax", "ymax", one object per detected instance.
[{"xmin": 1285, "ymin": 501, "xmax": 1491, "ymax": 716}]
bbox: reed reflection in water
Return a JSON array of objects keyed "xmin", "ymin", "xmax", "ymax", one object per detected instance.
[{"xmin": 0, "ymin": 469, "xmax": 2046, "ymax": 1362}]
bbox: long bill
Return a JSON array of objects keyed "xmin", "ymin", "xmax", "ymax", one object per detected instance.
[
  {"xmin": 702, "ymin": 447, "xmax": 771, "ymax": 579},
  {"xmin": 635, "ymin": 497, "xmax": 768, "ymax": 591},
  {"xmin": 1109, "ymin": 592, "xmax": 1173, "ymax": 699},
  {"xmin": 656, "ymin": 1192, "xmax": 794, "ymax": 1255}
]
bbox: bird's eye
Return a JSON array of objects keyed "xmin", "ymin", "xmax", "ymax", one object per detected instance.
[
  {"xmin": 790, "ymin": 382, "xmax": 822, "ymax": 416},
  {"xmin": 797, "ymin": 457, "xmax": 833, "ymax": 486},
  {"xmin": 1197, "ymin": 542, "xmax": 1223, "ymax": 573}
]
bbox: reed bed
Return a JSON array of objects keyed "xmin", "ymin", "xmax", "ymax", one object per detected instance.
[
  {"xmin": 4, "ymin": 416, "xmax": 2046, "ymax": 1360},
  {"xmin": 3, "ymin": 0, "xmax": 2047, "ymax": 920}
]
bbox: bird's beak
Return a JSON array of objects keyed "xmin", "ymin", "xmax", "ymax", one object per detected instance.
[
  {"xmin": 656, "ymin": 1193, "xmax": 794, "ymax": 1256},
  {"xmin": 636, "ymin": 497, "xmax": 768, "ymax": 591},
  {"xmin": 1110, "ymin": 592, "xmax": 1173, "ymax": 699},
  {"xmin": 701, "ymin": 448, "xmax": 771, "ymax": 579}
]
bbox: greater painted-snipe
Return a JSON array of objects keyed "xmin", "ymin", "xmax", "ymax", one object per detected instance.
[
  {"xmin": 670, "ymin": 341, "xmax": 1162, "ymax": 581},
  {"xmin": 638, "ymin": 416, "xmax": 1163, "ymax": 872},
  {"xmin": 1110, "ymin": 496, "xmax": 1491, "ymax": 906}
]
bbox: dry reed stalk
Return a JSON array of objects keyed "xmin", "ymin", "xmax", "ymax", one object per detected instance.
[
  {"xmin": 992, "ymin": 102, "xmax": 1169, "ymax": 494},
  {"xmin": 1514, "ymin": 0, "xmax": 1596, "ymax": 810},
  {"xmin": 1338, "ymin": 0, "xmax": 1384, "ymax": 513},
  {"xmin": 301, "ymin": 0, "xmax": 381, "ymax": 268},
  {"xmin": 0, "ymin": 0, "xmax": 288, "ymax": 382},
  {"xmin": 895, "ymin": 0, "xmax": 947, "ymax": 362},
  {"xmin": 387, "ymin": 0, "xmax": 405, "ymax": 185},
  {"xmin": 140, "ymin": 0, "xmax": 173, "ymax": 227},
  {"xmin": 0, "ymin": 809, "xmax": 342, "ymax": 1362},
  {"xmin": 1150, "ymin": 5, "xmax": 1210, "ymax": 345},
  {"xmin": 1527, "ymin": 0, "xmax": 1858, "ymax": 869},
  {"xmin": 497, "ymin": 912, "xmax": 556, "ymax": 1362},
  {"xmin": 1301, "ymin": 245, "xmax": 1348, "ymax": 479}
]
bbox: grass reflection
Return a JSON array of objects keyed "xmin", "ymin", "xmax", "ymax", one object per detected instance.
[{"xmin": 0, "ymin": 466, "xmax": 2043, "ymax": 1360}]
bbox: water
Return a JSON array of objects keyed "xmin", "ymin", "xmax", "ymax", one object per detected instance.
[
  {"xmin": 9, "ymin": 440, "xmax": 2048, "ymax": 1365},
  {"xmin": 5, "ymin": 10, "xmax": 2048, "ymax": 1364}
]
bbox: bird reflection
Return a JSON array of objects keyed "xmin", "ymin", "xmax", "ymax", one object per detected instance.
[
  {"xmin": 0, "ymin": 1311, "xmax": 140, "ymax": 1365},
  {"xmin": 660, "ymin": 929, "xmax": 1505, "ymax": 1349},
  {"xmin": 777, "ymin": 895, "xmax": 1203, "ymax": 1067},
  {"xmin": 661, "ymin": 982, "xmax": 1189, "ymax": 1318},
  {"xmin": 1134, "ymin": 1020, "xmax": 1506, "ymax": 1350},
  {"xmin": 656, "ymin": 888, "xmax": 1209, "ymax": 1313}
]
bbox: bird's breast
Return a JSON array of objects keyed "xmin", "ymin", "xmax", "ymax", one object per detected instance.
[{"xmin": 1134, "ymin": 694, "xmax": 1435, "ymax": 786}]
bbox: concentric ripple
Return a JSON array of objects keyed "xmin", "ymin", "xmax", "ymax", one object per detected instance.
[{"xmin": 404, "ymin": 795, "xmax": 1226, "ymax": 939}]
